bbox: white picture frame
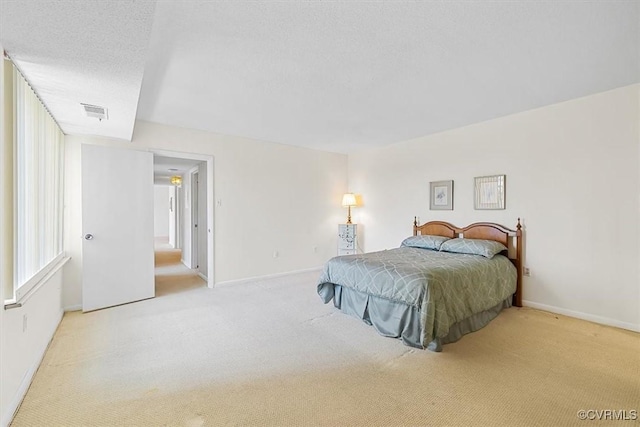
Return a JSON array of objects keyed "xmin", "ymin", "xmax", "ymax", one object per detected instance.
[{"xmin": 474, "ymin": 175, "xmax": 506, "ymax": 210}]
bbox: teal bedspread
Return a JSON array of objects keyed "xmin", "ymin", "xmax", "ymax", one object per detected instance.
[{"xmin": 317, "ymin": 247, "xmax": 517, "ymax": 347}]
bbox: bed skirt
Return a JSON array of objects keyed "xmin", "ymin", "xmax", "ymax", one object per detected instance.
[{"xmin": 318, "ymin": 283, "xmax": 511, "ymax": 351}]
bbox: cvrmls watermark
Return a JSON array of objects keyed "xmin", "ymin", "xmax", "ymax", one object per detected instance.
[{"xmin": 577, "ymin": 409, "xmax": 637, "ymax": 421}]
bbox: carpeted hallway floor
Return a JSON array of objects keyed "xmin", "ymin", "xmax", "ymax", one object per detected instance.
[{"xmin": 10, "ymin": 246, "xmax": 640, "ymax": 426}]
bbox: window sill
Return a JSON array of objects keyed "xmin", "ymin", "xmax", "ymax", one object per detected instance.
[{"xmin": 4, "ymin": 256, "xmax": 70, "ymax": 309}]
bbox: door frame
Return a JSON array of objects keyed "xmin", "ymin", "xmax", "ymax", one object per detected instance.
[{"xmin": 151, "ymin": 149, "xmax": 215, "ymax": 289}]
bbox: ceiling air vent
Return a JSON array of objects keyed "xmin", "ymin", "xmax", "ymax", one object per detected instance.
[{"xmin": 81, "ymin": 103, "xmax": 108, "ymax": 121}]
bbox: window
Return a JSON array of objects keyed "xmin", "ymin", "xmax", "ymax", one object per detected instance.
[{"xmin": 11, "ymin": 63, "xmax": 64, "ymax": 300}]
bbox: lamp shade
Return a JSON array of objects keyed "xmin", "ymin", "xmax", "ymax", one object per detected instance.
[
  {"xmin": 342, "ymin": 193, "xmax": 357, "ymax": 207},
  {"xmin": 170, "ymin": 175, "xmax": 182, "ymax": 186}
]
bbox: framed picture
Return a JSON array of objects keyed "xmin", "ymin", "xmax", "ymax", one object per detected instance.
[
  {"xmin": 430, "ymin": 180, "xmax": 453, "ymax": 210},
  {"xmin": 474, "ymin": 175, "xmax": 506, "ymax": 210}
]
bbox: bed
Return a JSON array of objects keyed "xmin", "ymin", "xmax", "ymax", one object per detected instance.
[{"xmin": 317, "ymin": 219, "xmax": 523, "ymax": 351}]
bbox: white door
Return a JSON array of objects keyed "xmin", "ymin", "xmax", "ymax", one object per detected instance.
[
  {"xmin": 82, "ymin": 144, "xmax": 155, "ymax": 312},
  {"xmin": 191, "ymin": 170, "xmax": 199, "ymax": 269},
  {"xmin": 197, "ymin": 164, "xmax": 208, "ymax": 278}
]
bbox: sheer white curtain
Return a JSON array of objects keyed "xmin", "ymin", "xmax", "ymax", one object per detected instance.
[{"xmin": 13, "ymin": 64, "xmax": 64, "ymax": 299}]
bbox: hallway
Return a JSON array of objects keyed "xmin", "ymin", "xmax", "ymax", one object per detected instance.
[{"xmin": 154, "ymin": 239, "xmax": 206, "ymax": 297}]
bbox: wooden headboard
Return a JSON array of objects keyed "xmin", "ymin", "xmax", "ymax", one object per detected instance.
[{"xmin": 413, "ymin": 218, "xmax": 523, "ymax": 307}]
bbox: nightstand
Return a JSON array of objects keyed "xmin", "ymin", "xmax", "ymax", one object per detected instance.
[{"xmin": 338, "ymin": 224, "xmax": 357, "ymax": 256}]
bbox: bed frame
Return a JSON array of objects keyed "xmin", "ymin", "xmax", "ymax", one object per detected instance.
[{"xmin": 413, "ymin": 218, "xmax": 523, "ymax": 307}]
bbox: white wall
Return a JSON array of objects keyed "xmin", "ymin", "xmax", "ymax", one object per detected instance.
[
  {"xmin": 62, "ymin": 120, "xmax": 348, "ymax": 308},
  {"xmin": 1, "ymin": 269, "xmax": 64, "ymax": 427},
  {"xmin": 168, "ymin": 185, "xmax": 178, "ymax": 248},
  {"xmin": 348, "ymin": 84, "xmax": 640, "ymax": 331},
  {"xmin": 153, "ymin": 185, "xmax": 170, "ymax": 238}
]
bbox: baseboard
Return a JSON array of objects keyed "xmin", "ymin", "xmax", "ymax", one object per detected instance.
[
  {"xmin": 2, "ymin": 309, "xmax": 63, "ymax": 427},
  {"xmin": 215, "ymin": 266, "xmax": 322, "ymax": 287},
  {"xmin": 197, "ymin": 272, "xmax": 208, "ymax": 282},
  {"xmin": 522, "ymin": 300, "xmax": 640, "ymax": 333},
  {"xmin": 63, "ymin": 304, "xmax": 82, "ymax": 312}
]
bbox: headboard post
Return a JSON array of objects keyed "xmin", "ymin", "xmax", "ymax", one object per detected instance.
[
  {"xmin": 513, "ymin": 218, "xmax": 523, "ymax": 307},
  {"xmin": 413, "ymin": 216, "xmax": 418, "ymax": 236}
]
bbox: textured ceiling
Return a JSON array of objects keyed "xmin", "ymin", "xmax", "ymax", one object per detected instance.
[
  {"xmin": 0, "ymin": 0, "xmax": 156, "ymax": 141},
  {"xmin": 153, "ymin": 155, "xmax": 203, "ymax": 185},
  {"xmin": 2, "ymin": 1, "xmax": 639, "ymax": 153},
  {"xmin": 154, "ymin": 156, "xmax": 202, "ymax": 179}
]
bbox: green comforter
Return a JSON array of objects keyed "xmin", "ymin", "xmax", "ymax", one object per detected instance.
[{"xmin": 317, "ymin": 247, "xmax": 517, "ymax": 345}]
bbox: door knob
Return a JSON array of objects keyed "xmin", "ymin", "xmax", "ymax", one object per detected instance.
[{"xmin": 84, "ymin": 233, "xmax": 94, "ymax": 240}]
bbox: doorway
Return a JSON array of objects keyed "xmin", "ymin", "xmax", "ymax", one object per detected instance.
[{"xmin": 152, "ymin": 151, "xmax": 214, "ymax": 295}]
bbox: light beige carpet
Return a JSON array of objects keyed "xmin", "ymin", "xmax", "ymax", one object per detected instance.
[{"xmin": 11, "ymin": 248, "xmax": 640, "ymax": 426}]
